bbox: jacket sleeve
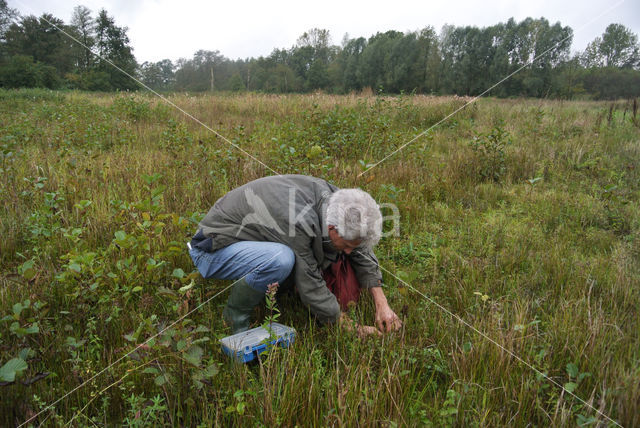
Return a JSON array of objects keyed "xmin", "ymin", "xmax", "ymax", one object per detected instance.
[
  {"xmin": 293, "ymin": 245, "xmax": 341, "ymax": 324},
  {"xmin": 349, "ymin": 248, "xmax": 383, "ymax": 289}
]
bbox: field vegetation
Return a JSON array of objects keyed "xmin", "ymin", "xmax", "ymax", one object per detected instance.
[{"xmin": 1, "ymin": 89, "xmax": 639, "ymax": 426}]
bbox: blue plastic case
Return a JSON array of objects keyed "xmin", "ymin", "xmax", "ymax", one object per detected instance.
[{"xmin": 219, "ymin": 323, "xmax": 296, "ymax": 363}]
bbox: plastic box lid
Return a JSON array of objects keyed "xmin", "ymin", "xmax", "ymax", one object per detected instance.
[{"xmin": 220, "ymin": 322, "xmax": 296, "ymax": 363}]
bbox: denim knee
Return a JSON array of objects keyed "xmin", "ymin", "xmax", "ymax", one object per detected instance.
[
  {"xmin": 272, "ymin": 246, "xmax": 295, "ymax": 282},
  {"xmin": 246, "ymin": 244, "xmax": 295, "ymax": 291}
]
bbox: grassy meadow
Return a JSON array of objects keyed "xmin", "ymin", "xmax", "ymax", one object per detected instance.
[{"xmin": 0, "ymin": 89, "xmax": 639, "ymax": 426}]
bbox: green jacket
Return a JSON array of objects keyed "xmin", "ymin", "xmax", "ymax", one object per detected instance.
[{"xmin": 192, "ymin": 174, "xmax": 383, "ymax": 323}]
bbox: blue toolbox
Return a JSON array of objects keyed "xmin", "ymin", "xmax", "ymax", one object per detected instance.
[{"xmin": 219, "ymin": 323, "xmax": 296, "ymax": 363}]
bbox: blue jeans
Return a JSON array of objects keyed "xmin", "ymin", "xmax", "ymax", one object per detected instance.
[{"xmin": 189, "ymin": 241, "xmax": 295, "ymax": 293}]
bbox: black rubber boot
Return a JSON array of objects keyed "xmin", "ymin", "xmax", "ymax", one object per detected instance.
[{"xmin": 222, "ymin": 278, "xmax": 265, "ymax": 334}]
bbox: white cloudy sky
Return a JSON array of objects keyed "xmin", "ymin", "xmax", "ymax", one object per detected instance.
[{"xmin": 9, "ymin": 0, "xmax": 640, "ymax": 64}]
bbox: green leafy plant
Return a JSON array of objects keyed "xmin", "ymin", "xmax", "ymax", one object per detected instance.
[
  {"xmin": 229, "ymin": 389, "xmax": 247, "ymax": 415},
  {"xmin": 112, "ymin": 96, "xmax": 151, "ymax": 123},
  {"xmin": 2, "ymin": 299, "xmax": 44, "ymax": 339},
  {"xmin": 564, "ymin": 362, "xmax": 591, "ymax": 394},
  {"xmin": 469, "ymin": 124, "xmax": 511, "ymax": 182},
  {"xmin": 438, "ymin": 389, "xmax": 460, "ymax": 426},
  {"xmin": 0, "ymin": 357, "xmax": 28, "ymax": 383},
  {"xmin": 261, "ymin": 283, "xmax": 281, "ymax": 344},
  {"xmin": 161, "ymin": 119, "xmax": 193, "ymax": 153},
  {"xmin": 123, "ymin": 393, "xmax": 168, "ymax": 427}
]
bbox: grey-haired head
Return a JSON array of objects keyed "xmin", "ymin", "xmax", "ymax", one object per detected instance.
[{"xmin": 325, "ymin": 188, "xmax": 382, "ymax": 250}]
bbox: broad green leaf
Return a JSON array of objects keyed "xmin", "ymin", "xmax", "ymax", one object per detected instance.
[
  {"xmin": 191, "ymin": 337, "xmax": 210, "ymax": 346},
  {"xmin": 193, "ymin": 325, "xmax": 210, "ymax": 333},
  {"xmin": 203, "ymin": 364, "xmax": 219, "ymax": 378},
  {"xmin": 142, "ymin": 173, "xmax": 162, "ymax": 185},
  {"xmin": 19, "ymin": 348, "xmax": 34, "ymax": 360},
  {"xmin": 12, "ymin": 302, "xmax": 24, "ymax": 316},
  {"xmin": 66, "ymin": 337, "xmax": 85, "ymax": 348},
  {"xmin": 577, "ymin": 372, "xmax": 592, "ymax": 383},
  {"xmin": 74, "ymin": 200, "xmax": 92, "ymax": 210},
  {"xmin": 306, "ymin": 145, "xmax": 323, "ymax": 159},
  {"xmin": 183, "ymin": 345, "xmax": 203, "ymax": 367},
  {"xmin": 151, "ymin": 185, "xmax": 166, "ymax": 198},
  {"xmin": 154, "ymin": 374, "xmax": 167, "ymax": 386},
  {"xmin": 24, "ymin": 323, "xmax": 39, "ymax": 335},
  {"xmin": 191, "ymin": 375, "xmax": 204, "ymax": 390},
  {"xmin": 10, "ymin": 322, "xmax": 24, "ymax": 335},
  {"xmin": 0, "ymin": 358, "xmax": 27, "ymax": 382},
  {"xmin": 577, "ymin": 414, "xmax": 597, "ymax": 426},
  {"xmin": 156, "ymin": 286, "xmax": 177, "ymax": 299},
  {"xmin": 440, "ymin": 407, "xmax": 458, "ymax": 416},
  {"xmin": 566, "ymin": 363, "xmax": 579, "ymax": 378},
  {"xmin": 21, "ymin": 266, "xmax": 36, "ymax": 281}
]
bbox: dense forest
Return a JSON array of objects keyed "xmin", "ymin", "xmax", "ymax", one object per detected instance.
[{"xmin": 1, "ymin": 1, "xmax": 639, "ymax": 99}]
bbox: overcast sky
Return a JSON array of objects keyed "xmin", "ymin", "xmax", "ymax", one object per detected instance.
[{"xmin": 9, "ymin": 0, "xmax": 640, "ymax": 64}]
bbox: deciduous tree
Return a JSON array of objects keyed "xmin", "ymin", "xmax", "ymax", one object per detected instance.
[{"xmin": 94, "ymin": 9, "xmax": 137, "ymax": 90}]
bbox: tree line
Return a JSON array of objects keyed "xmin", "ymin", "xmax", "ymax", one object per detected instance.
[
  {"xmin": 1, "ymin": 1, "xmax": 639, "ymax": 99},
  {"xmin": 0, "ymin": 2, "xmax": 136, "ymax": 91}
]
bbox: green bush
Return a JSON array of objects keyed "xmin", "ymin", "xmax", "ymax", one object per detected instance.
[
  {"xmin": 469, "ymin": 123, "xmax": 511, "ymax": 182},
  {"xmin": 0, "ymin": 55, "xmax": 60, "ymax": 89}
]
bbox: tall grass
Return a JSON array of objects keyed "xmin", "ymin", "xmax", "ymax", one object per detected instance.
[{"xmin": 1, "ymin": 89, "xmax": 638, "ymax": 426}]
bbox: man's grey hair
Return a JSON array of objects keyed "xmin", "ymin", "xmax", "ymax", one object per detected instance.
[{"xmin": 326, "ymin": 188, "xmax": 382, "ymax": 250}]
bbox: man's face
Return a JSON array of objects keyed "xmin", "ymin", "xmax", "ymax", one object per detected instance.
[{"xmin": 328, "ymin": 226, "xmax": 362, "ymax": 255}]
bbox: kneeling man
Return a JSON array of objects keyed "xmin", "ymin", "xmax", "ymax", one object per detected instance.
[{"xmin": 189, "ymin": 174, "xmax": 402, "ymax": 337}]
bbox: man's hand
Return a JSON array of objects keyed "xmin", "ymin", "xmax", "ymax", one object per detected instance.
[
  {"xmin": 369, "ymin": 286, "xmax": 402, "ymax": 333},
  {"xmin": 339, "ymin": 313, "xmax": 381, "ymax": 338},
  {"xmin": 356, "ymin": 325, "xmax": 382, "ymax": 338},
  {"xmin": 374, "ymin": 304, "xmax": 402, "ymax": 333}
]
